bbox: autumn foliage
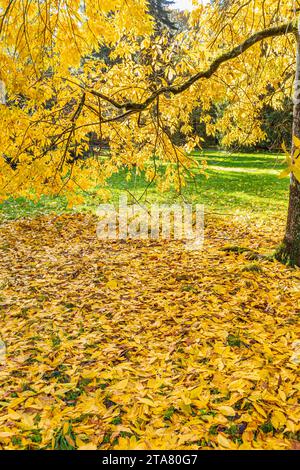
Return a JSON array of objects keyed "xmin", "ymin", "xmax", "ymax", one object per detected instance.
[
  {"xmin": 0, "ymin": 0, "xmax": 300, "ymax": 452},
  {"xmin": 0, "ymin": 214, "xmax": 299, "ymax": 450},
  {"xmin": 0, "ymin": 0, "xmax": 298, "ymax": 205}
]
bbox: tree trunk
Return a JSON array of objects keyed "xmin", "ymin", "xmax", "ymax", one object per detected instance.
[{"xmin": 276, "ymin": 21, "xmax": 300, "ymax": 266}]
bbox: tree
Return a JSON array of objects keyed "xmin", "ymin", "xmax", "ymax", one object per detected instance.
[
  {"xmin": 148, "ymin": 0, "xmax": 177, "ymax": 30},
  {"xmin": 0, "ymin": 0, "xmax": 300, "ymax": 263},
  {"xmin": 276, "ymin": 20, "xmax": 300, "ymax": 266}
]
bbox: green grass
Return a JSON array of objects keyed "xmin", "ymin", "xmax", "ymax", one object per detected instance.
[
  {"xmin": 0, "ymin": 194, "xmax": 69, "ymax": 221},
  {"xmin": 0, "ymin": 150, "xmax": 289, "ymax": 222}
]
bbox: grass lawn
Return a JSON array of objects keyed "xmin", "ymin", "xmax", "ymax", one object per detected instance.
[{"xmin": 0, "ymin": 150, "xmax": 289, "ymax": 222}]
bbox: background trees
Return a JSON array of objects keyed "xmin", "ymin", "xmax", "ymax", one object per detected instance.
[{"xmin": 148, "ymin": 0, "xmax": 177, "ymax": 29}]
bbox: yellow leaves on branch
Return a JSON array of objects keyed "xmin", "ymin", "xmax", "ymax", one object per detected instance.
[
  {"xmin": 0, "ymin": 0, "xmax": 298, "ymax": 202},
  {"xmin": 279, "ymin": 138, "xmax": 300, "ymax": 182}
]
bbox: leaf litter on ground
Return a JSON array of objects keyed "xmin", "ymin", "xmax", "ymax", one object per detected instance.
[{"xmin": 0, "ymin": 213, "xmax": 299, "ymax": 449}]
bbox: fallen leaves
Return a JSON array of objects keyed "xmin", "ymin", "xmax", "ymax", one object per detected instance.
[
  {"xmin": 0, "ymin": 213, "xmax": 299, "ymax": 450},
  {"xmin": 218, "ymin": 406, "xmax": 236, "ymax": 417},
  {"xmin": 271, "ymin": 410, "xmax": 286, "ymax": 429},
  {"xmin": 217, "ymin": 433, "xmax": 233, "ymax": 449},
  {"xmin": 105, "ymin": 279, "xmax": 119, "ymax": 290}
]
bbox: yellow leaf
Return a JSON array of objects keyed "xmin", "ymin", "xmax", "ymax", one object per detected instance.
[
  {"xmin": 0, "ymin": 431, "xmax": 14, "ymax": 439},
  {"xmin": 113, "ymin": 379, "xmax": 129, "ymax": 390},
  {"xmin": 271, "ymin": 410, "xmax": 286, "ymax": 429},
  {"xmin": 7, "ymin": 409, "xmax": 21, "ymax": 420},
  {"xmin": 75, "ymin": 437, "xmax": 86, "ymax": 447},
  {"xmin": 65, "ymin": 435, "xmax": 76, "ymax": 447},
  {"xmin": 213, "ymin": 285, "xmax": 226, "ymax": 295},
  {"xmin": 281, "ymin": 141, "xmax": 288, "ymax": 154},
  {"xmin": 217, "ymin": 434, "xmax": 232, "ymax": 449},
  {"xmin": 293, "ymin": 135, "xmax": 300, "ymax": 148},
  {"xmin": 285, "ymin": 420, "xmax": 296, "ymax": 433},
  {"xmin": 294, "ymin": 148, "xmax": 300, "ymax": 160},
  {"xmin": 21, "ymin": 413, "xmax": 35, "ymax": 428},
  {"xmin": 138, "ymin": 397, "xmax": 155, "ymax": 407},
  {"xmin": 141, "ymin": 38, "xmax": 150, "ymax": 50},
  {"xmin": 114, "ymin": 436, "xmax": 139, "ymax": 450},
  {"xmin": 190, "ymin": 386, "xmax": 203, "ymax": 399},
  {"xmin": 228, "ymin": 379, "xmax": 248, "ymax": 392},
  {"xmin": 278, "ymin": 167, "xmax": 291, "ymax": 178},
  {"xmin": 179, "ymin": 402, "xmax": 193, "ymax": 415},
  {"xmin": 218, "ymin": 405, "xmax": 236, "ymax": 417},
  {"xmin": 105, "ymin": 279, "xmax": 118, "ymax": 290},
  {"xmin": 278, "ymin": 390, "xmax": 286, "ymax": 401},
  {"xmin": 78, "ymin": 443, "xmax": 97, "ymax": 450},
  {"xmin": 63, "ymin": 422, "xmax": 70, "ymax": 435},
  {"xmin": 253, "ymin": 403, "xmax": 267, "ymax": 418}
]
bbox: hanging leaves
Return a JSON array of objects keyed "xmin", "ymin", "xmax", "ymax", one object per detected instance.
[{"xmin": 279, "ymin": 139, "xmax": 300, "ymax": 182}]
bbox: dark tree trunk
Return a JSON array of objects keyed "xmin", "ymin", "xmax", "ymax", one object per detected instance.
[
  {"xmin": 276, "ymin": 22, "xmax": 300, "ymax": 266},
  {"xmin": 277, "ymin": 175, "xmax": 300, "ymax": 265}
]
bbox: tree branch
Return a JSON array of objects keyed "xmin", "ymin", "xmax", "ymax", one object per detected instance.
[{"xmin": 76, "ymin": 21, "xmax": 297, "ymax": 113}]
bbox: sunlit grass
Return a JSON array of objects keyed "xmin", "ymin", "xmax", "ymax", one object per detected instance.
[{"xmin": 0, "ymin": 150, "xmax": 289, "ymax": 221}]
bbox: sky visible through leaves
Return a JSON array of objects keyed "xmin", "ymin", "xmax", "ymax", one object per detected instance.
[{"xmin": 173, "ymin": 0, "xmax": 195, "ymax": 10}]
